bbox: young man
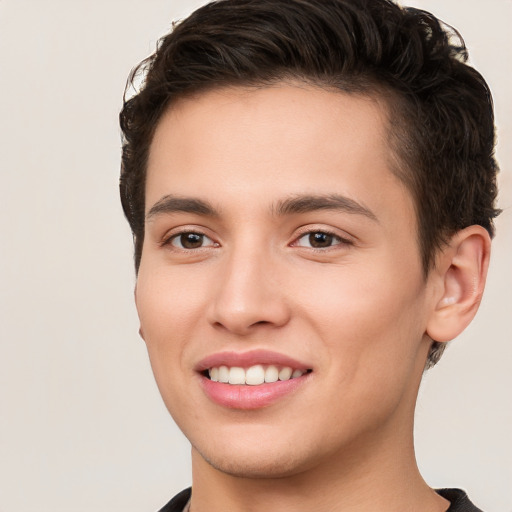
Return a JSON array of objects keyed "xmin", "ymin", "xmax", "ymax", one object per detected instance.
[{"xmin": 119, "ymin": 0, "xmax": 500, "ymax": 510}]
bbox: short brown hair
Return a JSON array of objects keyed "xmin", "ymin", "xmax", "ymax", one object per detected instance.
[{"xmin": 120, "ymin": 0, "xmax": 500, "ymax": 366}]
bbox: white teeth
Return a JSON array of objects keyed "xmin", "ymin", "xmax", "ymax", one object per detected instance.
[
  {"xmin": 208, "ymin": 364, "xmax": 308, "ymax": 385},
  {"xmin": 278, "ymin": 366, "xmax": 293, "ymax": 381},
  {"xmin": 228, "ymin": 367, "xmax": 246, "ymax": 385},
  {"xmin": 218, "ymin": 365, "xmax": 229, "ymax": 383},
  {"xmin": 210, "ymin": 367, "xmax": 219, "ymax": 382},
  {"xmin": 264, "ymin": 365, "xmax": 279, "ymax": 383},
  {"xmin": 245, "ymin": 364, "xmax": 265, "ymax": 385}
]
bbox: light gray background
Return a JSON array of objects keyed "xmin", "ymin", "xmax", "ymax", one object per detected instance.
[{"xmin": 0, "ymin": 1, "xmax": 510, "ymax": 511}]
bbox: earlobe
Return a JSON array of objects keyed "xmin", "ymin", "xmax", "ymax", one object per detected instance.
[{"xmin": 426, "ymin": 226, "xmax": 491, "ymax": 343}]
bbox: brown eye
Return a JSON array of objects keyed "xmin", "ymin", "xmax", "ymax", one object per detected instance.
[
  {"xmin": 170, "ymin": 232, "xmax": 215, "ymax": 249},
  {"xmin": 309, "ymin": 232, "xmax": 334, "ymax": 248},
  {"xmin": 295, "ymin": 231, "xmax": 346, "ymax": 249}
]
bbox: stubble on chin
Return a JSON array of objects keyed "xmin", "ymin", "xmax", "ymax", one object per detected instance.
[{"xmin": 192, "ymin": 443, "xmax": 317, "ymax": 480}]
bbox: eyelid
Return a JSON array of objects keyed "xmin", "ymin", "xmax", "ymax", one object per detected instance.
[
  {"xmin": 171, "ymin": 232, "xmax": 216, "ymax": 249},
  {"xmin": 291, "ymin": 226, "xmax": 354, "ymax": 249},
  {"xmin": 160, "ymin": 226, "xmax": 220, "ymax": 249}
]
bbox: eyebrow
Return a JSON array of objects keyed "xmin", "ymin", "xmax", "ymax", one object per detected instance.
[
  {"xmin": 146, "ymin": 193, "xmax": 378, "ymax": 223},
  {"xmin": 146, "ymin": 195, "xmax": 219, "ymax": 221},
  {"xmin": 274, "ymin": 194, "xmax": 378, "ymax": 222}
]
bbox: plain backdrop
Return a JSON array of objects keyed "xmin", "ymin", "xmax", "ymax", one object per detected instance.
[{"xmin": 0, "ymin": 1, "xmax": 510, "ymax": 511}]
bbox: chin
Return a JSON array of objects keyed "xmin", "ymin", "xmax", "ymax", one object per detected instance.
[
  {"xmin": 197, "ymin": 446, "xmax": 310, "ymax": 479},
  {"xmin": 190, "ymin": 426, "xmax": 333, "ymax": 480}
]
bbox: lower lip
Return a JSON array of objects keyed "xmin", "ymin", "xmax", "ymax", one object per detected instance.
[{"xmin": 200, "ymin": 374, "xmax": 310, "ymax": 410}]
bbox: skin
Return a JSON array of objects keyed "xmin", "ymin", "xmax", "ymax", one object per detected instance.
[{"xmin": 135, "ymin": 84, "xmax": 489, "ymax": 511}]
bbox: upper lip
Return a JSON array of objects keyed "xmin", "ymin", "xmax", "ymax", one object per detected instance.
[{"xmin": 195, "ymin": 350, "xmax": 311, "ymax": 372}]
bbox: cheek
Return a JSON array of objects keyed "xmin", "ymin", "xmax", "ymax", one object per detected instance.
[
  {"xmin": 301, "ymin": 274, "xmax": 427, "ymax": 434},
  {"xmin": 135, "ymin": 265, "xmax": 206, "ymax": 392},
  {"xmin": 136, "ymin": 263, "xmax": 206, "ymax": 335},
  {"xmin": 296, "ymin": 259, "xmax": 427, "ymax": 376},
  {"xmin": 135, "ymin": 280, "xmax": 195, "ymax": 425}
]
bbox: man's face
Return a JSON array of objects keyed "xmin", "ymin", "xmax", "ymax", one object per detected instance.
[{"xmin": 136, "ymin": 84, "xmax": 436, "ymax": 478}]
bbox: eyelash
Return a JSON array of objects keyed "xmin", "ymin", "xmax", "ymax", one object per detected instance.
[
  {"xmin": 292, "ymin": 229, "xmax": 353, "ymax": 250},
  {"xmin": 161, "ymin": 230, "xmax": 218, "ymax": 250},
  {"xmin": 162, "ymin": 227, "xmax": 352, "ymax": 252}
]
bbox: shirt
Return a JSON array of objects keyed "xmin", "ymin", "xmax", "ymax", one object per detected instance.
[{"xmin": 158, "ymin": 487, "xmax": 484, "ymax": 511}]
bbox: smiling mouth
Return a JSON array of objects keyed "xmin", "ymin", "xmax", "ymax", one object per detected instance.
[{"xmin": 204, "ymin": 365, "xmax": 312, "ymax": 386}]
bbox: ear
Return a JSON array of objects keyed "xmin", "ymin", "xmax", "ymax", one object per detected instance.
[
  {"xmin": 134, "ymin": 283, "xmax": 146, "ymax": 341},
  {"xmin": 426, "ymin": 226, "xmax": 491, "ymax": 342}
]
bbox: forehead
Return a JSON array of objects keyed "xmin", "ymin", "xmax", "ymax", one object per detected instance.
[{"xmin": 145, "ymin": 83, "xmax": 414, "ymax": 228}]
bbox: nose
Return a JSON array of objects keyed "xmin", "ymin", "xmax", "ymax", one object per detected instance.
[{"xmin": 207, "ymin": 246, "xmax": 291, "ymax": 335}]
